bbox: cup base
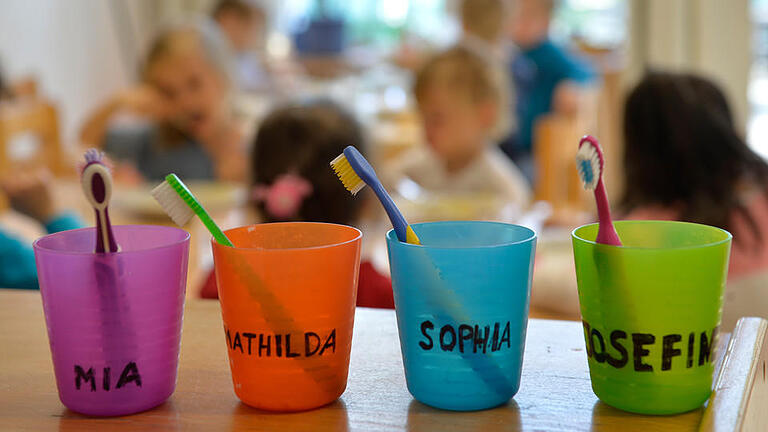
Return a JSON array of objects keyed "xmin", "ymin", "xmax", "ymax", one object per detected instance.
[
  {"xmin": 237, "ymin": 395, "xmax": 341, "ymax": 413},
  {"xmin": 61, "ymin": 392, "xmax": 172, "ymax": 417},
  {"xmin": 591, "ymin": 379, "xmax": 710, "ymax": 415},
  {"xmin": 410, "ymin": 391, "xmax": 512, "ymax": 412}
]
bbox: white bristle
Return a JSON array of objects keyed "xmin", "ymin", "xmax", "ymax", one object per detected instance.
[
  {"xmin": 575, "ymin": 142, "xmax": 601, "ymax": 191},
  {"xmin": 151, "ymin": 181, "xmax": 195, "ymax": 226}
]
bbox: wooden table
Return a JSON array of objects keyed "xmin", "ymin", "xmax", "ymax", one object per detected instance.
[{"xmin": 0, "ymin": 289, "xmax": 766, "ymax": 431}]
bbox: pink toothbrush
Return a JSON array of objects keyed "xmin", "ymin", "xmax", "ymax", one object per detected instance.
[{"xmin": 576, "ymin": 135, "xmax": 622, "ymax": 246}]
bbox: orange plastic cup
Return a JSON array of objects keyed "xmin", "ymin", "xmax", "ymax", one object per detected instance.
[{"xmin": 212, "ymin": 222, "xmax": 362, "ymax": 412}]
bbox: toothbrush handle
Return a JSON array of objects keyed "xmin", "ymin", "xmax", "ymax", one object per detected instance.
[
  {"xmin": 372, "ymin": 183, "xmax": 409, "ymax": 242},
  {"xmin": 197, "ymin": 209, "xmax": 234, "ymax": 247},
  {"xmin": 102, "ymin": 208, "xmax": 118, "ymax": 253},
  {"xmin": 94, "ymin": 209, "xmax": 105, "ymax": 253},
  {"xmin": 595, "ymin": 178, "xmax": 621, "ymax": 246}
]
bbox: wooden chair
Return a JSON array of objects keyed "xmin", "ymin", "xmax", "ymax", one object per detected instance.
[
  {"xmin": 0, "ymin": 99, "xmax": 65, "ymax": 175},
  {"xmin": 0, "ymin": 99, "xmax": 67, "ymax": 211},
  {"xmin": 532, "ymin": 87, "xmax": 599, "ymax": 224},
  {"xmin": 9, "ymin": 76, "xmax": 38, "ymax": 99},
  {"xmin": 532, "ymin": 66, "xmax": 624, "ymax": 225}
]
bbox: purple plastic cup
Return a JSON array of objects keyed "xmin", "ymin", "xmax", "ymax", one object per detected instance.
[{"xmin": 33, "ymin": 225, "xmax": 190, "ymax": 416}]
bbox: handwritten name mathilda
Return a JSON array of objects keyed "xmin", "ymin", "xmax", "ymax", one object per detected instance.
[{"xmin": 225, "ymin": 327, "xmax": 336, "ymax": 358}]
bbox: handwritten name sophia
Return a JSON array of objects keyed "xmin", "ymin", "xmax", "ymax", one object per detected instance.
[
  {"xmin": 417, "ymin": 320, "xmax": 513, "ymax": 353},
  {"xmin": 225, "ymin": 327, "xmax": 337, "ymax": 357}
]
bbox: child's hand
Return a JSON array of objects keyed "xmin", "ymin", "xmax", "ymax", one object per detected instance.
[
  {"xmin": 116, "ymin": 85, "xmax": 169, "ymax": 120},
  {"xmin": 0, "ymin": 169, "xmax": 57, "ymax": 223}
]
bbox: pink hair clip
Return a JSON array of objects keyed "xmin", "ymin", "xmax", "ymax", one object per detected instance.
[{"xmin": 252, "ymin": 173, "xmax": 313, "ymax": 219}]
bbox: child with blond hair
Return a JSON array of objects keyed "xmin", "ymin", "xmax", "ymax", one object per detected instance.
[
  {"xmin": 80, "ymin": 25, "xmax": 246, "ymax": 182},
  {"xmin": 391, "ymin": 46, "xmax": 530, "ymax": 207},
  {"xmin": 459, "ymin": 0, "xmax": 511, "ymax": 62}
]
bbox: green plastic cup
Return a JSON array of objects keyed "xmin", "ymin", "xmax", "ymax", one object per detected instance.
[{"xmin": 572, "ymin": 220, "xmax": 731, "ymax": 415}]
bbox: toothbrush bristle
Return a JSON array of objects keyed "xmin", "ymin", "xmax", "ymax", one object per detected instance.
[
  {"xmin": 330, "ymin": 154, "xmax": 366, "ymax": 195},
  {"xmin": 84, "ymin": 148, "xmax": 104, "ymax": 164},
  {"xmin": 151, "ymin": 180, "xmax": 195, "ymax": 226},
  {"xmin": 576, "ymin": 141, "xmax": 602, "ymax": 191}
]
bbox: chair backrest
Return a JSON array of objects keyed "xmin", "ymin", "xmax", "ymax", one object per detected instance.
[
  {"xmin": 0, "ymin": 99, "xmax": 64, "ymax": 175},
  {"xmin": 532, "ymin": 86, "xmax": 599, "ymax": 222}
]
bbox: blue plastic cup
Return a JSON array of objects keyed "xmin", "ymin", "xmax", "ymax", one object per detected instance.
[{"xmin": 386, "ymin": 221, "xmax": 536, "ymax": 411}]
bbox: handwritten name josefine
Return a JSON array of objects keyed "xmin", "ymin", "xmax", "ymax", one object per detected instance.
[
  {"xmin": 582, "ymin": 320, "xmax": 718, "ymax": 371},
  {"xmin": 225, "ymin": 327, "xmax": 337, "ymax": 357}
]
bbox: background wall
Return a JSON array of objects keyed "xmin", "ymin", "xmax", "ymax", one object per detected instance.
[
  {"xmin": 627, "ymin": 0, "xmax": 752, "ymax": 132},
  {"xmin": 0, "ymin": 0, "xmax": 156, "ymax": 145},
  {"xmin": 0, "ymin": 0, "xmax": 756, "ymax": 145}
]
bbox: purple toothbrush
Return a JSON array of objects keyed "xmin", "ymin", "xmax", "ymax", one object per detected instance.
[{"xmin": 81, "ymin": 149, "xmax": 118, "ymax": 253}]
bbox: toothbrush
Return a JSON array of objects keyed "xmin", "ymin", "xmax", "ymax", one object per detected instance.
[
  {"xmin": 151, "ymin": 173, "xmax": 233, "ymax": 246},
  {"xmin": 330, "ymin": 146, "xmax": 420, "ymax": 244},
  {"xmin": 575, "ymin": 137, "xmax": 634, "ymax": 322},
  {"xmin": 575, "ymin": 135, "xmax": 622, "ymax": 246},
  {"xmin": 151, "ymin": 173, "xmax": 339, "ymax": 394},
  {"xmin": 81, "ymin": 149, "xmax": 118, "ymax": 252},
  {"xmin": 80, "ymin": 150, "xmax": 132, "ymax": 368},
  {"xmin": 330, "ymin": 146, "xmax": 515, "ymax": 397}
]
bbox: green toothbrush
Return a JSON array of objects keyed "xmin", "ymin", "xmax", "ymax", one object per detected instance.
[
  {"xmin": 151, "ymin": 173, "xmax": 233, "ymax": 246},
  {"xmin": 151, "ymin": 173, "xmax": 339, "ymax": 393}
]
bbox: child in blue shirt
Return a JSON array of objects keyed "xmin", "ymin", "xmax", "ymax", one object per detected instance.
[
  {"xmin": 0, "ymin": 170, "xmax": 81, "ymax": 289},
  {"xmin": 503, "ymin": 0, "xmax": 595, "ymax": 183}
]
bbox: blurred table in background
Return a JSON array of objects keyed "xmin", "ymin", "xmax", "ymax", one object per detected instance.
[
  {"xmin": 0, "ymin": 179, "xmax": 246, "ymax": 297},
  {"xmin": 0, "ymin": 176, "xmax": 576, "ymax": 320}
]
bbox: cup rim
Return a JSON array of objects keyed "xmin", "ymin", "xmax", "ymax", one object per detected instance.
[
  {"xmin": 216, "ymin": 221, "xmax": 362, "ymax": 251},
  {"xmin": 386, "ymin": 220, "xmax": 537, "ymax": 249},
  {"xmin": 572, "ymin": 220, "xmax": 732, "ymax": 251},
  {"xmin": 33, "ymin": 225, "xmax": 190, "ymax": 256}
]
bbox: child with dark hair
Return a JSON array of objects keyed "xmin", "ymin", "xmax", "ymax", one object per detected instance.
[
  {"xmin": 622, "ymin": 71, "xmax": 768, "ymax": 326},
  {"xmin": 211, "ymin": 0, "xmax": 265, "ymax": 52},
  {"xmin": 200, "ymin": 100, "xmax": 394, "ymax": 308},
  {"xmin": 622, "ymin": 71, "xmax": 768, "ymax": 278}
]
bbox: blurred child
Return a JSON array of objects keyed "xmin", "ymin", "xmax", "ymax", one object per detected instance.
[
  {"xmin": 503, "ymin": 0, "xmax": 594, "ymax": 182},
  {"xmin": 391, "ymin": 46, "xmax": 530, "ymax": 207},
  {"xmin": 200, "ymin": 100, "xmax": 394, "ymax": 308},
  {"xmin": 210, "ymin": 0, "xmax": 271, "ymax": 91},
  {"xmin": 460, "ymin": 0, "xmax": 510, "ymax": 62},
  {"xmin": 0, "ymin": 170, "xmax": 82, "ymax": 289},
  {"xmin": 621, "ymin": 72, "xmax": 768, "ymax": 327},
  {"xmin": 622, "ymin": 72, "xmax": 768, "ymax": 279},
  {"xmin": 80, "ymin": 25, "xmax": 246, "ymax": 182}
]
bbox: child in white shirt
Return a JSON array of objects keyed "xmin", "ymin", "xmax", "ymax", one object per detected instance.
[{"xmin": 392, "ymin": 45, "xmax": 530, "ymax": 207}]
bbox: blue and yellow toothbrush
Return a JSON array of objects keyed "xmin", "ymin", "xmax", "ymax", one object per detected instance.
[
  {"xmin": 331, "ymin": 146, "xmax": 420, "ymax": 245},
  {"xmin": 331, "ymin": 145, "xmax": 514, "ymax": 397}
]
